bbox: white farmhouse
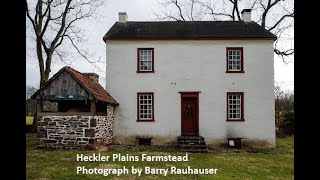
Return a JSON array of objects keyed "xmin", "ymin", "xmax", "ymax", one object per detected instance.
[{"xmin": 103, "ymin": 9, "xmax": 276, "ymax": 150}]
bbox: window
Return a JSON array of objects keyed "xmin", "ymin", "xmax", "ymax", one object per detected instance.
[
  {"xmin": 226, "ymin": 47, "xmax": 244, "ymax": 73},
  {"xmin": 227, "ymin": 92, "xmax": 244, "ymax": 121},
  {"xmin": 137, "ymin": 92, "xmax": 154, "ymax": 121},
  {"xmin": 137, "ymin": 48, "xmax": 154, "ymax": 73}
]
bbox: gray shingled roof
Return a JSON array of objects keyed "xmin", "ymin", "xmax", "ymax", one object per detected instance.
[{"xmin": 103, "ymin": 21, "xmax": 276, "ymax": 41}]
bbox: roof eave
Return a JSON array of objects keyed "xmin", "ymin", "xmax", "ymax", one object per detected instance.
[
  {"xmin": 104, "ymin": 37, "xmax": 277, "ymax": 41},
  {"xmin": 30, "ymin": 67, "xmax": 69, "ymax": 100},
  {"xmin": 103, "ymin": 36, "xmax": 107, "ymax": 43},
  {"xmin": 96, "ymin": 99, "xmax": 119, "ymax": 106},
  {"xmin": 64, "ymin": 67, "xmax": 119, "ymax": 105}
]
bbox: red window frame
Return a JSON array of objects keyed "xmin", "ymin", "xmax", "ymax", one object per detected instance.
[
  {"xmin": 137, "ymin": 48, "xmax": 154, "ymax": 73},
  {"xmin": 226, "ymin": 47, "xmax": 244, "ymax": 73},
  {"xmin": 137, "ymin": 92, "xmax": 155, "ymax": 122},
  {"xmin": 226, "ymin": 92, "xmax": 244, "ymax": 121}
]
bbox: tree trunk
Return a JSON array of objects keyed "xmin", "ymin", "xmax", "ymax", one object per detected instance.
[
  {"xmin": 44, "ymin": 55, "xmax": 52, "ymax": 85},
  {"xmin": 36, "ymin": 36, "xmax": 46, "ymax": 88},
  {"xmin": 39, "ymin": 53, "xmax": 53, "ymax": 88},
  {"xmin": 31, "ymin": 106, "xmax": 38, "ymax": 133},
  {"xmin": 40, "ymin": 74, "xmax": 47, "ymax": 88}
]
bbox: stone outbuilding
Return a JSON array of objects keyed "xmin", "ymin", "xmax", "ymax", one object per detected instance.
[{"xmin": 31, "ymin": 66, "xmax": 118, "ymax": 149}]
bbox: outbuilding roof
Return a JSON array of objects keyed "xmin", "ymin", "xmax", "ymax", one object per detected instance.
[{"xmin": 31, "ymin": 66, "xmax": 119, "ymax": 105}]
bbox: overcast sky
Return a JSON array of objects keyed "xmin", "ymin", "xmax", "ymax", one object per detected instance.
[{"xmin": 26, "ymin": 0, "xmax": 294, "ymax": 92}]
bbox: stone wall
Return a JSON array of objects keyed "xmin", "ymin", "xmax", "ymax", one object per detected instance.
[
  {"xmin": 37, "ymin": 105, "xmax": 115, "ymax": 149},
  {"xmin": 95, "ymin": 105, "xmax": 115, "ymax": 145}
]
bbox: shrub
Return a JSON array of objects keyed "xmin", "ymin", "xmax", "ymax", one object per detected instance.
[{"xmin": 279, "ymin": 111, "xmax": 294, "ymax": 136}]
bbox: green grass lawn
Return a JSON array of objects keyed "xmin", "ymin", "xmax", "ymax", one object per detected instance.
[{"xmin": 26, "ymin": 134, "xmax": 293, "ymax": 179}]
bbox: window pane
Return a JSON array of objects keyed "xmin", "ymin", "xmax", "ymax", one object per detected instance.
[
  {"xmin": 228, "ymin": 93, "xmax": 242, "ymax": 119},
  {"xmin": 139, "ymin": 50, "xmax": 153, "ymax": 71},
  {"xmin": 227, "ymin": 49, "xmax": 242, "ymax": 71},
  {"xmin": 138, "ymin": 93, "xmax": 153, "ymax": 120}
]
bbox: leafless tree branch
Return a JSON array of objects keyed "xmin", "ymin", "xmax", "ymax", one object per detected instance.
[
  {"xmin": 190, "ymin": 0, "xmax": 195, "ymax": 21},
  {"xmin": 65, "ymin": 34, "xmax": 103, "ymax": 72},
  {"xmin": 26, "ymin": 2, "xmax": 36, "ymax": 32},
  {"xmin": 173, "ymin": 0, "xmax": 186, "ymax": 21},
  {"xmin": 268, "ymin": 12, "xmax": 294, "ymax": 32},
  {"xmin": 26, "ymin": 0, "xmax": 105, "ymax": 87},
  {"xmin": 195, "ymin": 0, "xmax": 233, "ymax": 20},
  {"xmin": 54, "ymin": 49, "xmax": 71, "ymax": 65},
  {"xmin": 155, "ymin": 0, "xmax": 294, "ymax": 62}
]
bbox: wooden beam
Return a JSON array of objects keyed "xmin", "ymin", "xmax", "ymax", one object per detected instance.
[
  {"xmin": 37, "ymin": 100, "xmax": 42, "ymax": 113},
  {"xmin": 38, "ymin": 112, "xmax": 97, "ymax": 116},
  {"xmin": 43, "ymin": 94, "xmax": 88, "ymax": 101},
  {"xmin": 90, "ymin": 101, "xmax": 96, "ymax": 114}
]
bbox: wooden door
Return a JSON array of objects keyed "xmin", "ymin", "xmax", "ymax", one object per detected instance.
[{"xmin": 181, "ymin": 92, "xmax": 199, "ymax": 135}]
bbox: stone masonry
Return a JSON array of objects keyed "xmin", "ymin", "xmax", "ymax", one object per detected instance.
[
  {"xmin": 95, "ymin": 105, "xmax": 115, "ymax": 145},
  {"xmin": 37, "ymin": 105, "xmax": 115, "ymax": 149}
]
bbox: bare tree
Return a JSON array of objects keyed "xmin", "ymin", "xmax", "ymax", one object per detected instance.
[
  {"xmin": 26, "ymin": 0, "xmax": 105, "ymax": 87},
  {"xmin": 26, "ymin": 85, "xmax": 38, "ymax": 100},
  {"xmin": 274, "ymin": 84, "xmax": 294, "ymax": 136},
  {"xmin": 154, "ymin": 0, "xmax": 294, "ymax": 62},
  {"xmin": 274, "ymin": 84, "xmax": 284, "ymax": 127}
]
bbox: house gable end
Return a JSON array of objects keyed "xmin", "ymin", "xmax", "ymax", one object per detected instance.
[
  {"xmin": 31, "ymin": 66, "xmax": 119, "ymax": 105},
  {"xmin": 31, "ymin": 67, "xmax": 91, "ymax": 101}
]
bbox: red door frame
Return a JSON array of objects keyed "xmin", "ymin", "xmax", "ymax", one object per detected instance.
[{"xmin": 179, "ymin": 91, "xmax": 200, "ymax": 136}]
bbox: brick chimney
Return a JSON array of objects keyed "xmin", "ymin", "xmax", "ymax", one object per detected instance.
[
  {"xmin": 83, "ymin": 73, "xmax": 99, "ymax": 83},
  {"xmin": 241, "ymin": 9, "xmax": 252, "ymax": 22},
  {"xmin": 119, "ymin": 12, "xmax": 128, "ymax": 23}
]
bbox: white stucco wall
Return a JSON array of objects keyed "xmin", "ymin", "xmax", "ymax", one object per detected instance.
[{"xmin": 106, "ymin": 40, "xmax": 275, "ymax": 147}]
